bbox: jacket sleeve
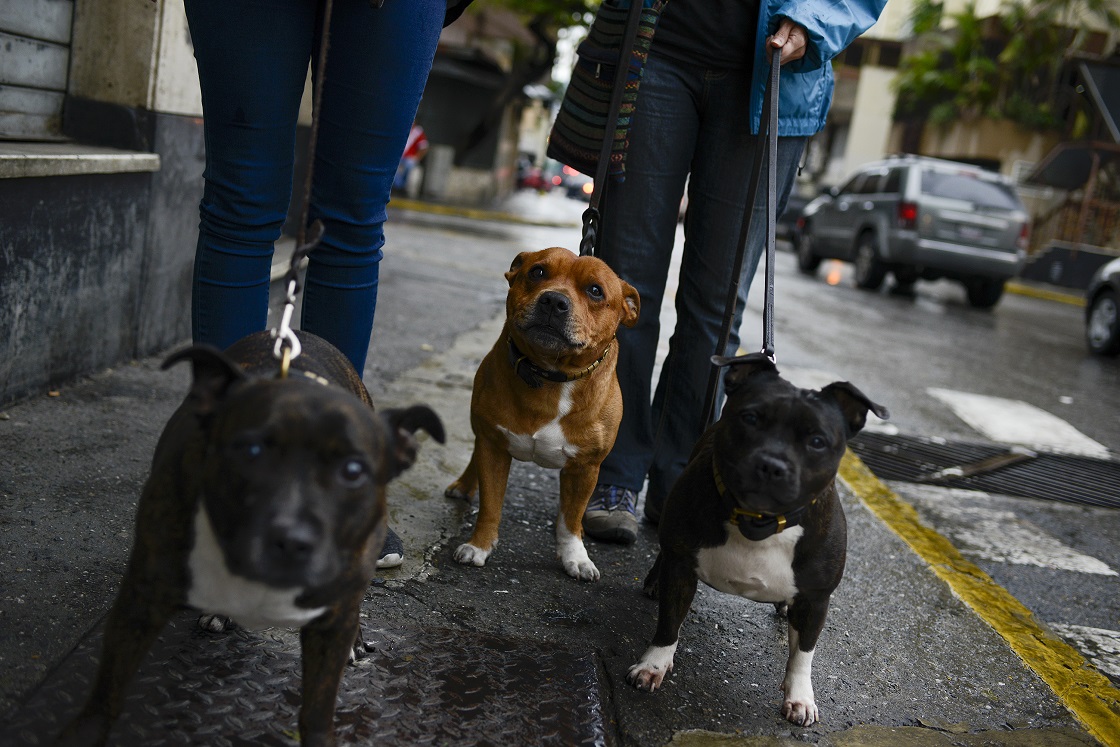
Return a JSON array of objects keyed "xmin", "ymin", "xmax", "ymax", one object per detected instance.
[{"xmin": 769, "ymin": 0, "xmax": 888, "ymax": 72}]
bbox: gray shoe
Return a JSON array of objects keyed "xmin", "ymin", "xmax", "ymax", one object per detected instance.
[{"xmin": 582, "ymin": 485, "xmax": 639, "ymax": 545}]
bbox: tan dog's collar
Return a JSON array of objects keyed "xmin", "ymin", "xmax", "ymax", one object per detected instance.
[
  {"xmin": 507, "ymin": 336, "xmax": 612, "ymax": 389},
  {"xmin": 713, "ymin": 457, "xmax": 815, "ymax": 541}
]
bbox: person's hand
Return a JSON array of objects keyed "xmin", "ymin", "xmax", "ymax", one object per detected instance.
[{"xmin": 767, "ymin": 18, "xmax": 809, "ymax": 64}]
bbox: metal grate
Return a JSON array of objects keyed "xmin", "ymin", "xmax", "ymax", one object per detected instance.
[
  {"xmin": 3, "ymin": 613, "xmax": 607, "ymax": 746},
  {"xmin": 851, "ymin": 431, "xmax": 1120, "ymax": 509}
]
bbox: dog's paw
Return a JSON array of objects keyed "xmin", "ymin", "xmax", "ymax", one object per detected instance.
[
  {"xmin": 781, "ymin": 697, "xmax": 819, "ymax": 727},
  {"xmin": 626, "ymin": 644, "xmax": 676, "ymax": 691},
  {"xmin": 562, "ymin": 557, "xmax": 600, "ymax": 582},
  {"xmin": 197, "ymin": 614, "xmax": 234, "ymax": 633},
  {"xmin": 780, "ymin": 675, "xmax": 819, "ymax": 726},
  {"xmin": 444, "ymin": 482, "xmax": 475, "ymax": 501},
  {"xmin": 453, "ymin": 542, "xmax": 491, "ymax": 567}
]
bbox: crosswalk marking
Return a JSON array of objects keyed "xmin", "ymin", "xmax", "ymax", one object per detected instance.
[
  {"xmin": 894, "ymin": 483, "xmax": 1117, "ymax": 576},
  {"xmin": 926, "ymin": 388, "xmax": 1111, "ymax": 459}
]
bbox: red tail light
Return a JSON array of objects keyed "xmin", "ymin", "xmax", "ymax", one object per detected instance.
[
  {"xmin": 898, "ymin": 202, "xmax": 918, "ymax": 229},
  {"xmin": 1016, "ymin": 222, "xmax": 1030, "ymax": 252}
]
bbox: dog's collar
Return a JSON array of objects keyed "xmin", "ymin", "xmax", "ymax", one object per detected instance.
[
  {"xmin": 507, "ymin": 336, "xmax": 612, "ymax": 389},
  {"xmin": 274, "ymin": 369, "xmax": 331, "ymax": 387},
  {"xmin": 712, "ymin": 457, "xmax": 814, "ymax": 542}
]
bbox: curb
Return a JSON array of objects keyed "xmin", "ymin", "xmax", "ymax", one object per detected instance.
[{"xmin": 1006, "ymin": 280, "xmax": 1085, "ymax": 307}]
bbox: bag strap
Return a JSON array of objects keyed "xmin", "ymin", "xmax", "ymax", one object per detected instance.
[
  {"xmin": 701, "ymin": 47, "xmax": 781, "ymax": 425},
  {"xmin": 580, "ymin": 0, "xmax": 646, "ymax": 257}
]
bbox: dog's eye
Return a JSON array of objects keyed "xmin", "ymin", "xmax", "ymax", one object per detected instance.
[
  {"xmin": 587, "ymin": 284, "xmax": 604, "ymax": 301},
  {"xmin": 529, "ymin": 264, "xmax": 546, "ymax": 280},
  {"xmin": 808, "ymin": 435, "xmax": 829, "ymax": 450},
  {"xmin": 338, "ymin": 458, "xmax": 370, "ymax": 487},
  {"xmin": 741, "ymin": 411, "xmax": 761, "ymax": 427},
  {"xmin": 234, "ymin": 439, "xmax": 265, "ymax": 461}
]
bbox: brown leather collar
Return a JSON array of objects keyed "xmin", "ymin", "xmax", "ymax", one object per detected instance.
[
  {"xmin": 713, "ymin": 456, "xmax": 814, "ymax": 542},
  {"xmin": 507, "ymin": 336, "xmax": 612, "ymax": 389}
]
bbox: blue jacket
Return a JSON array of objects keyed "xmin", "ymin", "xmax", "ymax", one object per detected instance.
[{"xmin": 753, "ymin": 0, "xmax": 887, "ymax": 135}]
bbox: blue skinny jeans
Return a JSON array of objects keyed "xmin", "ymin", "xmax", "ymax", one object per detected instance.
[
  {"xmin": 185, "ymin": 0, "xmax": 444, "ymax": 373},
  {"xmin": 596, "ymin": 51, "xmax": 807, "ymax": 509}
]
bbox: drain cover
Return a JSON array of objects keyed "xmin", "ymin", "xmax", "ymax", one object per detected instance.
[
  {"xmin": 851, "ymin": 432, "xmax": 1120, "ymax": 509},
  {"xmin": 4, "ymin": 613, "xmax": 607, "ymax": 746}
]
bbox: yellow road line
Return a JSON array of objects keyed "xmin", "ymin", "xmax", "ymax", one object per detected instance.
[
  {"xmin": 1006, "ymin": 281, "xmax": 1086, "ymax": 307},
  {"xmin": 840, "ymin": 451, "xmax": 1120, "ymax": 746}
]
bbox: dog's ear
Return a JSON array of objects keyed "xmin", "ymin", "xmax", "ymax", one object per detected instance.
[
  {"xmin": 382, "ymin": 405, "xmax": 446, "ymax": 479},
  {"xmin": 505, "ymin": 252, "xmax": 530, "ymax": 285},
  {"xmin": 820, "ymin": 382, "xmax": 889, "ymax": 437},
  {"xmin": 162, "ymin": 345, "xmax": 248, "ymax": 420},
  {"xmin": 712, "ymin": 352, "xmax": 778, "ymax": 393},
  {"xmin": 619, "ymin": 280, "xmax": 641, "ymax": 328}
]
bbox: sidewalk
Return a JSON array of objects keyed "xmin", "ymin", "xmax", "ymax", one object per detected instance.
[{"xmin": 0, "ymin": 190, "xmax": 1112, "ymax": 746}]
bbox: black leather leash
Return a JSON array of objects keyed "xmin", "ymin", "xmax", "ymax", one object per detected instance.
[
  {"xmin": 702, "ymin": 47, "xmax": 781, "ymax": 425},
  {"xmin": 579, "ymin": 0, "xmax": 645, "ymax": 258},
  {"xmin": 273, "ymin": 0, "xmax": 336, "ymax": 376}
]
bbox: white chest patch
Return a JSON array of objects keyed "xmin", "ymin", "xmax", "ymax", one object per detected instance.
[
  {"xmin": 498, "ymin": 381, "xmax": 580, "ymax": 469},
  {"xmin": 186, "ymin": 506, "xmax": 328, "ymax": 631},
  {"xmin": 695, "ymin": 525, "xmax": 803, "ymax": 603}
]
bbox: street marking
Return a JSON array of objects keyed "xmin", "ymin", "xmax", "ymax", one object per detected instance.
[
  {"xmin": 896, "ymin": 483, "xmax": 1117, "ymax": 576},
  {"xmin": 841, "ymin": 452, "xmax": 1120, "ymax": 747},
  {"xmin": 927, "ymin": 388, "xmax": 1111, "ymax": 458},
  {"xmin": 1049, "ymin": 624, "xmax": 1120, "ymax": 680}
]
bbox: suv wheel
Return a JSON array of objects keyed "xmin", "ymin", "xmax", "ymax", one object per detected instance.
[
  {"xmin": 853, "ymin": 233, "xmax": 886, "ymax": 290},
  {"xmin": 796, "ymin": 227, "xmax": 821, "ymax": 275},
  {"xmin": 1087, "ymin": 288, "xmax": 1120, "ymax": 356},
  {"xmin": 965, "ymin": 278, "xmax": 1005, "ymax": 308}
]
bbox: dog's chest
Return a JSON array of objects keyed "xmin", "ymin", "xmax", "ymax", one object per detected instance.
[
  {"xmin": 186, "ymin": 507, "xmax": 328, "ymax": 631},
  {"xmin": 695, "ymin": 525, "xmax": 802, "ymax": 603},
  {"xmin": 498, "ymin": 380, "xmax": 579, "ymax": 469}
]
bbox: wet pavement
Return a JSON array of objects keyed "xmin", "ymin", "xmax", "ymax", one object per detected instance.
[{"xmin": 0, "ymin": 190, "xmax": 1116, "ymax": 746}]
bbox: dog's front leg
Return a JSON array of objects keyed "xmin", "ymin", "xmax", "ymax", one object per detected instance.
[
  {"xmin": 627, "ymin": 551, "xmax": 698, "ymax": 691},
  {"xmin": 298, "ymin": 608, "xmax": 359, "ymax": 747},
  {"xmin": 454, "ymin": 436, "xmax": 511, "ymax": 567},
  {"xmin": 57, "ymin": 582, "xmax": 175, "ymax": 746},
  {"xmin": 780, "ymin": 595, "xmax": 831, "ymax": 726},
  {"xmin": 556, "ymin": 463, "xmax": 600, "ymax": 581}
]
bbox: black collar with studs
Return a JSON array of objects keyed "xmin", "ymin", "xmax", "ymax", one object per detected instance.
[
  {"xmin": 507, "ymin": 336, "xmax": 612, "ymax": 389},
  {"xmin": 712, "ymin": 457, "xmax": 815, "ymax": 542}
]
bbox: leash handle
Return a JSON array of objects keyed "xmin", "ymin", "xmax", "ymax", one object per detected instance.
[
  {"xmin": 581, "ymin": 0, "xmax": 646, "ymax": 257},
  {"xmin": 701, "ymin": 47, "xmax": 780, "ymax": 425}
]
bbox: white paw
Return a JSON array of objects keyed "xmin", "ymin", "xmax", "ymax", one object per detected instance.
[
  {"xmin": 454, "ymin": 542, "xmax": 492, "ymax": 567},
  {"xmin": 781, "ymin": 695, "xmax": 819, "ymax": 727},
  {"xmin": 562, "ymin": 557, "xmax": 600, "ymax": 582},
  {"xmin": 556, "ymin": 519, "xmax": 598, "ymax": 581},
  {"xmin": 197, "ymin": 614, "xmax": 233, "ymax": 633},
  {"xmin": 780, "ymin": 665, "xmax": 818, "ymax": 726},
  {"xmin": 626, "ymin": 644, "xmax": 676, "ymax": 691}
]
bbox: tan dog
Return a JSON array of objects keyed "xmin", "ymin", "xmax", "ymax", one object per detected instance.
[{"xmin": 445, "ymin": 247, "xmax": 640, "ymax": 581}]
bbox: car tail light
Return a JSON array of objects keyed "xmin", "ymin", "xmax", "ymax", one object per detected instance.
[
  {"xmin": 1016, "ymin": 222, "xmax": 1030, "ymax": 252},
  {"xmin": 898, "ymin": 201, "xmax": 918, "ymax": 229}
]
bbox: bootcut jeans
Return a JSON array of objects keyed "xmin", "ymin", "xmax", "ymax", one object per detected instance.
[
  {"xmin": 595, "ymin": 50, "xmax": 807, "ymax": 513},
  {"xmin": 185, "ymin": 0, "xmax": 444, "ymax": 373}
]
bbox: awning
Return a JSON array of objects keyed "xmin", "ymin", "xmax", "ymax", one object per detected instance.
[
  {"xmin": 1080, "ymin": 61, "xmax": 1120, "ymax": 143},
  {"xmin": 1024, "ymin": 140, "xmax": 1120, "ymax": 190}
]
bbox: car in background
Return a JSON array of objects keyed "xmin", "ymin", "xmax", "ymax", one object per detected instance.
[
  {"xmin": 558, "ymin": 164, "xmax": 594, "ymax": 200},
  {"xmin": 795, "ymin": 155, "xmax": 1030, "ymax": 308},
  {"xmin": 1086, "ymin": 257, "xmax": 1120, "ymax": 356},
  {"xmin": 777, "ymin": 191, "xmax": 809, "ymax": 241}
]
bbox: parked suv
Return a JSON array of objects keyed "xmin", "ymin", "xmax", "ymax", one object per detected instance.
[{"xmin": 796, "ymin": 155, "xmax": 1030, "ymax": 308}]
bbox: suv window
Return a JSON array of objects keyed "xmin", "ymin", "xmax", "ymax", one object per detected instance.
[
  {"xmin": 882, "ymin": 168, "xmax": 903, "ymax": 195},
  {"xmin": 920, "ymin": 169, "xmax": 1021, "ymax": 210}
]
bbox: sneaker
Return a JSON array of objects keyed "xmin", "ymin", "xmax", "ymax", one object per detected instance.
[
  {"xmin": 582, "ymin": 484, "xmax": 639, "ymax": 545},
  {"xmin": 376, "ymin": 526, "xmax": 404, "ymax": 569}
]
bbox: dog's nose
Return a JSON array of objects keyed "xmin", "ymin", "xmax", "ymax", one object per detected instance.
[
  {"xmin": 538, "ymin": 291, "xmax": 571, "ymax": 314},
  {"xmin": 266, "ymin": 520, "xmax": 318, "ymax": 563},
  {"xmin": 754, "ymin": 454, "xmax": 790, "ymax": 482}
]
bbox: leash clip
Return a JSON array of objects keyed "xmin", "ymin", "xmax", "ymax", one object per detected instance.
[{"xmin": 272, "ymin": 278, "xmax": 303, "ymax": 378}]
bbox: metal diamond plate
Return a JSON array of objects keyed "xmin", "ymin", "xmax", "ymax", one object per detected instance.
[
  {"xmin": 2, "ymin": 613, "xmax": 607, "ymax": 746},
  {"xmin": 851, "ymin": 432, "xmax": 1120, "ymax": 508}
]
